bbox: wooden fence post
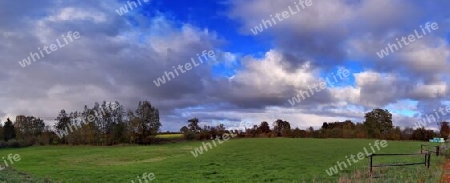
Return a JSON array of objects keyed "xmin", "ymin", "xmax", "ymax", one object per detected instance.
[
  {"xmin": 427, "ymin": 153, "xmax": 431, "ymax": 168},
  {"xmin": 369, "ymin": 154, "xmax": 373, "ymax": 177},
  {"xmin": 424, "ymin": 153, "xmax": 427, "ymax": 166},
  {"xmin": 436, "ymin": 146, "xmax": 440, "ymax": 156}
]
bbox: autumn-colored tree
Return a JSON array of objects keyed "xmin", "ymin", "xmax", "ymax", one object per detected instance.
[
  {"xmin": 14, "ymin": 116, "xmax": 45, "ymax": 145},
  {"xmin": 273, "ymin": 119, "xmax": 291, "ymax": 137},
  {"xmin": 440, "ymin": 121, "xmax": 450, "ymax": 139},
  {"xmin": 401, "ymin": 127, "xmax": 414, "ymax": 140},
  {"xmin": 13, "ymin": 115, "xmax": 27, "ymax": 140},
  {"xmin": 412, "ymin": 127, "xmax": 436, "ymax": 141},
  {"xmin": 128, "ymin": 101, "xmax": 161, "ymax": 144}
]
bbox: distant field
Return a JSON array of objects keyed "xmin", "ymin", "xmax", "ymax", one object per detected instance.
[
  {"xmin": 155, "ymin": 133, "xmax": 184, "ymax": 139},
  {"xmin": 0, "ymin": 138, "xmax": 444, "ymax": 182}
]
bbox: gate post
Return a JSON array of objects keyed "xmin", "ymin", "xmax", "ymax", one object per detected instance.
[{"xmin": 424, "ymin": 153, "xmax": 427, "ymax": 166}]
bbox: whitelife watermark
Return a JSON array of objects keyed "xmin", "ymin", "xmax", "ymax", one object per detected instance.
[
  {"xmin": 376, "ymin": 22, "xmax": 439, "ymax": 59},
  {"xmin": 188, "ymin": 121, "xmax": 250, "ymax": 158},
  {"xmin": 18, "ymin": 31, "xmax": 81, "ymax": 68},
  {"xmin": 0, "ymin": 153, "xmax": 21, "ymax": 171},
  {"xmin": 288, "ymin": 68, "xmax": 351, "ymax": 106},
  {"xmin": 130, "ymin": 172, "xmax": 155, "ymax": 183},
  {"xmin": 413, "ymin": 103, "xmax": 450, "ymax": 128},
  {"xmin": 115, "ymin": 0, "xmax": 150, "ymax": 16},
  {"xmin": 325, "ymin": 140, "xmax": 388, "ymax": 176},
  {"xmin": 250, "ymin": 0, "xmax": 313, "ymax": 35},
  {"xmin": 250, "ymin": 0, "xmax": 312, "ymax": 35},
  {"xmin": 190, "ymin": 132, "xmax": 238, "ymax": 158},
  {"xmin": 153, "ymin": 50, "xmax": 216, "ymax": 87}
]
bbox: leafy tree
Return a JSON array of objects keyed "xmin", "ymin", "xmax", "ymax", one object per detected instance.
[
  {"xmin": 0, "ymin": 122, "xmax": 3, "ymax": 141},
  {"xmin": 13, "ymin": 115, "xmax": 27, "ymax": 140},
  {"xmin": 440, "ymin": 121, "xmax": 450, "ymax": 139},
  {"xmin": 412, "ymin": 127, "xmax": 436, "ymax": 141},
  {"xmin": 54, "ymin": 110, "xmax": 71, "ymax": 144},
  {"xmin": 401, "ymin": 127, "xmax": 414, "ymax": 140},
  {"xmin": 110, "ymin": 102, "xmax": 126, "ymax": 145},
  {"xmin": 363, "ymin": 109, "xmax": 393, "ymax": 137},
  {"xmin": 273, "ymin": 119, "xmax": 291, "ymax": 137},
  {"xmin": 127, "ymin": 110, "xmax": 141, "ymax": 144},
  {"xmin": 354, "ymin": 123, "xmax": 368, "ymax": 138},
  {"xmin": 3, "ymin": 118, "xmax": 16, "ymax": 141},
  {"xmin": 291, "ymin": 127, "xmax": 302, "ymax": 138},
  {"xmin": 15, "ymin": 116, "xmax": 44, "ymax": 142},
  {"xmin": 321, "ymin": 122, "xmax": 329, "ymax": 130},
  {"xmin": 387, "ymin": 126, "xmax": 402, "ymax": 140},
  {"xmin": 80, "ymin": 107, "xmax": 101, "ymax": 145},
  {"xmin": 128, "ymin": 101, "xmax": 161, "ymax": 144},
  {"xmin": 180, "ymin": 126, "xmax": 189, "ymax": 134},
  {"xmin": 94, "ymin": 101, "xmax": 124, "ymax": 145},
  {"xmin": 257, "ymin": 121, "xmax": 271, "ymax": 134},
  {"xmin": 187, "ymin": 118, "xmax": 201, "ymax": 133},
  {"xmin": 67, "ymin": 111, "xmax": 81, "ymax": 145}
]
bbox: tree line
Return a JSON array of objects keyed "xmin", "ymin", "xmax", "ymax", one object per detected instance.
[
  {"xmin": 1, "ymin": 104, "xmax": 449, "ymax": 148},
  {"xmin": 1, "ymin": 101, "xmax": 161, "ymax": 147},
  {"xmin": 179, "ymin": 108, "xmax": 450, "ymax": 141}
]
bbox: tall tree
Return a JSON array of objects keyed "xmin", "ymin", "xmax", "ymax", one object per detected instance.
[
  {"xmin": 363, "ymin": 109, "xmax": 393, "ymax": 137},
  {"xmin": 128, "ymin": 101, "xmax": 161, "ymax": 144},
  {"xmin": 111, "ymin": 101, "xmax": 126, "ymax": 145},
  {"xmin": 440, "ymin": 121, "xmax": 450, "ymax": 139},
  {"xmin": 180, "ymin": 126, "xmax": 189, "ymax": 134},
  {"xmin": 187, "ymin": 118, "xmax": 201, "ymax": 133},
  {"xmin": 273, "ymin": 119, "xmax": 291, "ymax": 137},
  {"xmin": 321, "ymin": 122, "xmax": 329, "ymax": 130},
  {"xmin": 258, "ymin": 121, "xmax": 271, "ymax": 133},
  {"xmin": 0, "ymin": 122, "xmax": 3, "ymax": 141},
  {"xmin": 3, "ymin": 118, "xmax": 16, "ymax": 141},
  {"xmin": 16, "ymin": 116, "xmax": 44, "ymax": 140},
  {"xmin": 14, "ymin": 115, "xmax": 27, "ymax": 140},
  {"xmin": 54, "ymin": 110, "xmax": 71, "ymax": 144}
]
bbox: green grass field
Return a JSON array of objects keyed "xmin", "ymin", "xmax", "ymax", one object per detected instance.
[{"xmin": 0, "ymin": 138, "xmax": 444, "ymax": 182}]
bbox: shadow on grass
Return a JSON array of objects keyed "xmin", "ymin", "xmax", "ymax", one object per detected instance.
[{"xmin": 0, "ymin": 167, "xmax": 53, "ymax": 183}]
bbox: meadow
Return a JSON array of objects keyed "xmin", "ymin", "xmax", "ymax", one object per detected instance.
[{"xmin": 0, "ymin": 138, "xmax": 444, "ymax": 182}]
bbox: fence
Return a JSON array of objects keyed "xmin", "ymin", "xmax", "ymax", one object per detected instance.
[
  {"xmin": 368, "ymin": 152, "xmax": 431, "ymax": 178},
  {"xmin": 420, "ymin": 144, "xmax": 440, "ymax": 156}
]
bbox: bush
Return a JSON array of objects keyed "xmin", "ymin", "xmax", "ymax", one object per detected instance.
[
  {"xmin": 198, "ymin": 131, "xmax": 210, "ymax": 140},
  {"xmin": 6, "ymin": 139, "xmax": 21, "ymax": 148},
  {"xmin": 0, "ymin": 141, "xmax": 7, "ymax": 148},
  {"xmin": 184, "ymin": 132, "xmax": 196, "ymax": 140},
  {"xmin": 0, "ymin": 139, "xmax": 36, "ymax": 148}
]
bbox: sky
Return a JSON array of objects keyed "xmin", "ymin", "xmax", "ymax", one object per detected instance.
[{"xmin": 0, "ymin": 0, "xmax": 449, "ymax": 131}]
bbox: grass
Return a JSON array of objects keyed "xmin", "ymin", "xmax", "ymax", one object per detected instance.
[
  {"xmin": 155, "ymin": 133, "xmax": 184, "ymax": 139},
  {"xmin": 0, "ymin": 138, "xmax": 444, "ymax": 182},
  {"xmin": 0, "ymin": 167, "xmax": 51, "ymax": 183}
]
